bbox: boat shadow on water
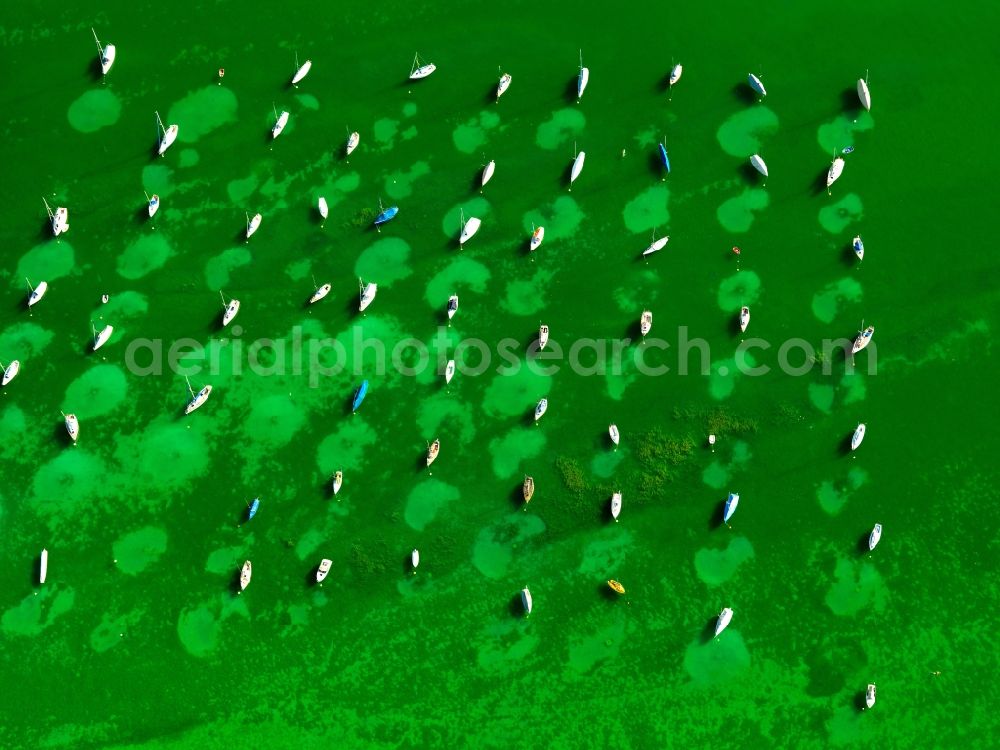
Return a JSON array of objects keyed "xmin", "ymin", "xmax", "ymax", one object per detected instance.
[
  {"xmin": 840, "ymin": 243, "xmax": 860, "ymax": 267},
  {"xmin": 840, "ymin": 88, "xmax": 864, "ymax": 120},
  {"xmin": 646, "ymin": 150, "xmax": 665, "ymax": 180},
  {"xmin": 708, "ymin": 499, "xmax": 728, "ymax": 531},
  {"xmin": 563, "ymin": 77, "xmax": 579, "ymax": 104},
  {"xmin": 855, "ymin": 532, "xmax": 874, "ymax": 556},
  {"xmin": 853, "ymin": 690, "xmax": 871, "ymax": 713},
  {"xmin": 810, "ymin": 166, "xmax": 831, "ymax": 197},
  {"xmin": 598, "ymin": 582, "xmax": 623, "ymax": 603},
  {"xmin": 508, "ymin": 484, "xmax": 525, "ymax": 512},
  {"xmin": 508, "ymin": 593, "xmax": 527, "ymax": 618},
  {"xmin": 731, "ymin": 83, "xmax": 757, "ymax": 106},
  {"xmin": 699, "ymin": 616, "xmax": 719, "ymax": 645},
  {"xmin": 737, "ymin": 162, "xmax": 762, "ymax": 186}
]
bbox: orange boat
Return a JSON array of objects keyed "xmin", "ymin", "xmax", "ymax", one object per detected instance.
[{"xmin": 607, "ymin": 580, "xmax": 625, "ymax": 595}]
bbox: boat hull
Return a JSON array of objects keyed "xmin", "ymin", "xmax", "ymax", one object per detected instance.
[
  {"xmin": 481, "ymin": 160, "xmax": 495, "ymax": 187},
  {"xmin": 669, "ymin": 64, "xmax": 682, "ymax": 86},
  {"xmin": 272, "ymin": 111, "xmax": 289, "ymax": 139},
  {"xmin": 530, "ymin": 227, "xmax": 544, "ymax": 251},
  {"xmin": 857, "ymin": 78, "xmax": 871, "ymax": 111},
  {"xmin": 158, "ymin": 125, "xmax": 178, "ymax": 156},
  {"xmin": 609, "ymin": 425, "xmax": 620, "ymax": 445},
  {"xmin": 460, "ymin": 217, "xmax": 481, "ymax": 244},
  {"xmin": 101, "ymin": 45, "xmax": 116, "ymax": 75},
  {"xmin": 750, "ymin": 154, "xmax": 768, "ymax": 177},
  {"xmin": 310, "ymin": 284, "xmax": 332, "ymax": 304},
  {"xmin": 827, "ymin": 157, "xmax": 845, "ymax": 188},
  {"xmin": 570, "ymin": 152, "xmax": 586, "ymax": 184},
  {"xmin": 748, "ymin": 73, "xmax": 767, "ymax": 97},
  {"xmin": 611, "ymin": 492, "xmax": 622, "ymax": 520},
  {"xmin": 318, "ymin": 197, "xmax": 329, "ymax": 219},
  {"xmin": 352, "ymin": 380, "xmax": 369, "ymax": 411},
  {"xmin": 2, "ymin": 360, "xmax": 21, "ymax": 386},
  {"xmin": 643, "ymin": 237, "xmax": 669, "ymax": 256},
  {"xmin": 292, "ymin": 60, "xmax": 312, "ymax": 85},
  {"xmin": 534, "ymin": 399, "xmax": 548, "ymax": 421},
  {"xmin": 723, "ymin": 493, "xmax": 740, "ymax": 523},
  {"xmin": 246, "ymin": 214, "xmax": 262, "ymax": 238},
  {"xmin": 715, "ymin": 607, "xmax": 733, "ymax": 636},
  {"xmin": 185, "ymin": 385, "xmax": 212, "ymax": 415},
  {"xmin": 578, "ymin": 68, "xmax": 589, "ymax": 99},
  {"xmin": 521, "ymin": 587, "xmax": 533, "ymax": 614}
]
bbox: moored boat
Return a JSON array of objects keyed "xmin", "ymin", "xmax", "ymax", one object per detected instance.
[
  {"xmin": 865, "ymin": 684, "xmax": 877, "ymax": 709},
  {"xmin": 426, "ymin": 438, "xmax": 440, "ymax": 467},
  {"xmin": 640, "ymin": 310, "xmax": 652, "ymax": 337},
  {"xmin": 447, "ymin": 295, "xmax": 458, "ymax": 320},
  {"xmin": 246, "ymin": 212, "xmax": 262, "ymax": 239},
  {"xmin": 40, "ymin": 548, "xmax": 48, "ymax": 584},
  {"xmin": 669, "ymin": 63, "xmax": 683, "ymax": 87},
  {"xmin": 609, "ymin": 424, "xmax": 620, "ymax": 446},
  {"xmin": 374, "ymin": 201, "xmax": 398, "ymax": 228},
  {"xmin": 868, "ymin": 523, "xmax": 882, "ymax": 551},
  {"xmin": 27, "ymin": 279, "xmax": 48, "ymax": 308},
  {"xmin": 827, "ymin": 156, "xmax": 845, "ymax": 190},
  {"xmin": 184, "ymin": 376, "xmax": 212, "ymax": 415},
  {"xmin": 318, "ymin": 197, "xmax": 329, "ymax": 220},
  {"xmin": 723, "ymin": 492, "xmax": 740, "ymax": 523},
  {"xmin": 63, "ymin": 412, "xmax": 79, "ymax": 442},
  {"xmin": 750, "ymin": 154, "xmax": 768, "ymax": 177},
  {"xmin": 1, "ymin": 359, "xmax": 20, "ymax": 387},
  {"xmin": 715, "ymin": 607, "xmax": 733, "ymax": 636},
  {"xmin": 523, "ymin": 476, "xmax": 535, "ymax": 504},
  {"xmin": 352, "ymin": 380, "xmax": 369, "ymax": 412},
  {"xmin": 359, "ymin": 279, "xmax": 378, "ymax": 312},
  {"xmin": 739, "ymin": 306, "xmax": 750, "ymax": 333},
  {"xmin": 92, "ymin": 28, "xmax": 115, "ymax": 76},
  {"xmin": 481, "ymin": 159, "xmax": 495, "ymax": 188},
  {"xmin": 570, "ymin": 148, "xmax": 586, "ymax": 187},
  {"xmin": 292, "ymin": 58, "xmax": 312, "ymax": 86},
  {"xmin": 748, "ymin": 73, "xmax": 767, "ymax": 98},
  {"xmin": 659, "ymin": 141, "xmax": 671, "ymax": 175},
  {"xmin": 220, "ymin": 292, "xmax": 240, "ymax": 327},
  {"xmin": 43, "ymin": 198, "xmax": 69, "ymax": 236},
  {"xmin": 411, "ymin": 549, "xmax": 420, "ymax": 571},
  {"xmin": 611, "ymin": 491, "xmax": 622, "ymax": 521},
  {"xmin": 148, "ymin": 193, "xmax": 160, "ymax": 217},
  {"xmin": 539, "ymin": 325, "xmax": 549, "ymax": 350},
  {"xmin": 852, "ymin": 325, "xmax": 874, "ymax": 354},
  {"xmin": 332, "ymin": 471, "xmax": 343, "ymax": 495},
  {"xmin": 851, "ymin": 423, "xmax": 866, "ymax": 450},
  {"xmin": 857, "ymin": 74, "xmax": 872, "ymax": 111},
  {"xmin": 409, "ymin": 52, "xmax": 436, "ymax": 80},
  {"xmin": 316, "ymin": 558, "xmax": 332, "ymax": 583},
  {"xmin": 459, "ymin": 210, "xmax": 481, "ymax": 245},
  {"xmin": 853, "ymin": 235, "xmax": 865, "ymax": 260},
  {"xmin": 239, "ymin": 560, "xmax": 252, "ymax": 591},
  {"xmin": 521, "ymin": 587, "xmax": 533, "ymax": 614},
  {"xmin": 272, "ymin": 108, "xmax": 289, "ymax": 139},
  {"xmin": 530, "ymin": 225, "xmax": 544, "ymax": 251},
  {"xmin": 577, "ymin": 50, "xmax": 589, "ymax": 100},
  {"xmin": 310, "ymin": 283, "xmax": 332, "ymax": 304},
  {"xmin": 156, "ymin": 111, "xmax": 178, "ymax": 156},
  {"xmin": 93, "ymin": 324, "xmax": 114, "ymax": 351},
  {"xmin": 534, "ymin": 398, "xmax": 548, "ymax": 422},
  {"xmin": 346, "ymin": 130, "xmax": 360, "ymax": 157},
  {"xmin": 643, "ymin": 232, "xmax": 669, "ymax": 257},
  {"xmin": 445, "ymin": 359, "xmax": 456, "ymax": 384},
  {"xmin": 248, "ymin": 498, "xmax": 260, "ymax": 520},
  {"xmin": 497, "ymin": 72, "xmax": 512, "ymax": 100},
  {"xmin": 608, "ymin": 580, "xmax": 625, "ymax": 595}
]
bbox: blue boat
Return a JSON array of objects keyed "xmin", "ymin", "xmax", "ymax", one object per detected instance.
[
  {"xmin": 352, "ymin": 380, "xmax": 369, "ymax": 412},
  {"xmin": 842, "ymin": 145, "xmax": 855, "ymax": 154},
  {"xmin": 373, "ymin": 203, "xmax": 398, "ymax": 227},
  {"xmin": 248, "ymin": 498, "xmax": 260, "ymax": 520},
  {"xmin": 723, "ymin": 492, "xmax": 740, "ymax": 523},
  {"xmin": 658, "ymin": 142, "xmax": 671, "ymax": 174}
]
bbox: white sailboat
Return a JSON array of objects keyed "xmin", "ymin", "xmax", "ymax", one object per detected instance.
[
  {"xmin": 317, "ymin": 197, "xmax": 329, "ymax": 220},
  {"xmin": 316, "ymin": 558, "xmax": 332, "ymax": 583},
  {"xmin": 868, "ymin": 523, "xmax": 882, "ymax": 551},
  {"xmin": 748, "ymin": 72, "xmax": 767, "ymax": 98},
  {"xmin": 539, "ymin": 325, "xmax": 549, "ymax": 350},
  {"xmin": 332, "ymin": 471, "xmax": 343, "ymax": 495},
  {"xmin": 445, "ymin": 359, "xmax": 456, "ymax": 384},
  {"xmin": 715, "ymin": 607, "xmax": 734, "ymax": 636},
  {"xmin": 92, "ymin": 28, "xmax": 115, "ymax": 76},
  {"xmin": 272, "ymin": 106, "xmax": 289, "ymax": 139},
  {"xmin": 534, "ymin": 398, "xmax": 548, "ymax": 422},
  {"xmin": 146, "ymin": 192, "xmax": 160, "ymax": 218},
  {"xmin": 496, "ymin": 70, "xmax": 512, "ymax": 100},
  {"xmin": 827, "ymin": 155, "xmax": 845, "ymax": 192},
  {"xmin": 577, "ymin": 50, "xmax": 589, "ymax": 100},
  {"xmin": 610, "ymin": 491, "xmax": 622, "ymax": 521},
  {"xmin": 291, "ymin": 55, "xmax": 312, "ymax": 86},
  {"xmin": 239, "ymin": 560, "xmax": 252, "ymax": 591},
  {"xmin": 750, "ymin": 154, "xmax": 769, "ymax": 178},
  {"xmin": 852, "ymin": 325, "xmax": 874, "ymax": 354},
  {"xmin": 481, "ymin": 159, "xmax": 495, "ymax": 188},
  {"xmin": 156, "ymin": 111, "xmax": 178, "ymax": 156},
  {"xmin": 26, "ymin": 279, "xmax": 48, "ymax": 308},
  {"xmin": 459, "ymin": 209, "xmax": 481, "ymax": 245},
  {"xmin": 346, "ymin": 130, "xmax": 360, "ymax": 157},
  {"xmin": 609, "ymin": 424, "xmax": 620, "ymax": 446},
  {"xmin": 92, "ymin": 324, "xmax": 114, "ymax": 351},
  {"xmin": 529, "ymin": 225, "xmax": 544, "ymax": 251},
  {"xmin": 39, "ymin": 549, "xmax": 48, "ymax": 584},
  {"xmin": 865, "ymin": 684, "xmax": 877, "ymax": 709},
  {"xmin": 643, "ymin": 231, "xmax": 669, "ymax": 257},
  {"xmin": 310, "ymin": 282, "xmax": 332, "ymax": 305},
  {"xmin": 43, "ymin": 198, "xmax": 69, "ymax": 236},
  {"xmin": 669, "ymin": 63, "xmax": 683, "ymax": 87},
  {"xmin": 640, "ymin": 310, "xmax": 652, "ymax": 337},
  {"xmin": 1, "ymin": 359, "xmax": 20, "ymax": 387},
  {"xmin": 220, "ymin": 291, "xmax": 240, "ymax": 327},
  {"xmin": 739, "ymin": 306, "xmax": 750, "ymax": 333},
  {"xmin": 447, "ymin": 295, "xmax": 459, "ymax": 320},
  {"xmin": 521, "ymin": 587, "xmax": 533, "ymax": 615},
  {"xmin": 426, "ymin": 439, "xmax": 440, "ymax": 467},
  {"xmin": 409, "ymin": 52, "xmax": 436, "ymax": 79},
  {"xmin": 853, "ymin": 235, "xmax": 865, "ymax": 260},
  {"xmin": 63, "ymin": 412, "xmax": 79, "ymax": 443},
  {"xmin": 184, "ymin": 376, "xmax": 212, "ymax": 415},
  {"xmin": 851, "ymin": 423, "xmax": 867, "ymax": 451},
  {"xmin": 359, "ymin": 279, "xmax": 378, "ymax": 312},
  {"xmin": 723, "ymin": 493, "xmax": 740, "ymax": 523},
  {"xmin": 857, "ymin": 72, "xmax": 872, "ymax": 111},
  {"xmin": 246, "ymin": 212, "xmax": 262, "ymax": 239},
  {"xmin": 570, "ymin": 144, "xmax": 586, "ymax": 189},
  {"xmin": 411, "ymin": 549, "xmax": 420, "ymax": 572}
]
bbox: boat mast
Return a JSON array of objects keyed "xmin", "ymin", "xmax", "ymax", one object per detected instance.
[
  {"xmin": 155, "ymin": 111, "xmax": 165, "ymax": 136},
  {"xmin": 579, "ymin": 49, "xmax": 583, "ymax": 70},
  {"xmin": 92, "ymin": 28, "xmax": 103, "ymax": 58},
  {"xmin": 246, "ymin": 212, "xmax": 250, "ymax": 231},
  {"xmin": 220, "ymin": 290, "xmax": 227, "ymax": 309},
  {"xmin": 41, "ymin": 197, "xmax": 54, "ymax": 219},
  {"xmin": 26, "ymin": 277, "xmax": 34, "ymax": 293},
  {"xmin": 185, "ymin": 375, "xmax": 195, "ymax": 398}
]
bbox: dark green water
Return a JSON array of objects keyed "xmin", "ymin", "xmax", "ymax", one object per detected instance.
[{"xmin": 1, "ymin": 1, "xmax": 997, "ymax": 747}]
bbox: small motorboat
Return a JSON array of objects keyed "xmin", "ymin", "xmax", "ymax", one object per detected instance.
[
  {"xmin": 723, "ymin": 492, "xmax": 740, "ymax": 523},
  {"xmin": 709, "ymin": 434, "xmax": 717, "ymax": 447},
  {"xmin": 1, "ymin": 359, "xmax": 20, "ymax": 387},
  {"xmin": 426, "ymin": 439, "xmax": 440, "ymax": 467},
  {"xmin": 640, "ymin": 310, "xmax": 652, "ymax": 337},
  {"xmin": 739, "ymin": 306, "xmax": 750, "ymax": 333},
  {"xmin": 609, "ymin": 424, "xmax": 620, "ymax": 446},
  {"xmin": 316, "ymin": 558, "xmax": 332, "ymax": 583},
  {"xmin": 521, "ymin": 587, "xmax": 533, "ymax": 614},
  {"xmin": 39, "ymin": 549, "xmax": 48, "ymax": 584},
  {"xmin": 857, "ymin": 75, "xmax": 871, "ymax": 111},
  {"xmin": 332, "ymin": 471, "xmax": 343, "ymax": 495},
  {"xmin": 310, "ymin": 283, "xmax": 332, "ymax": 304},
  {"xmin": 447, "ymin": 295, "xmax": 459, "ymax": 320},
  {"xmin": 607, "ymin": 580, "xmax": 625, "ymax": 595},
  {"xmin": 715, "ymin": 607, "xmax": 733, "ymax": 636},
  {"xmin": 246, "ymin": 212, "xmax": 262, "ymax": 239},
  {"xmin": 92, "ymin": 324, "xmax": 114, "ymax": 352},
  {"xmin": 658, "ymin": 141, "xmax": 671, "ymax": 175},
  {"xmin": 352, "ymin": 380, "xmax": 369, "ymax": 412},
  {"xmin": 539, "ymin": 325, "xmax": 549, "ymax": 350},
  {"xmin": 852, "ymin": 325, "xmax": 875, "ymax": 354},
  {"xmin": 610, "ymin": 491, "xmax": 622, "ymax": 521},
  {"xmin": 239, "ymin": 560, "xmax": 252, "ymax": 591},
  {"xmin": 445, "ymin": 359, "xmax": 456, "ymax": 384},
  {"xmin": 827, "ymin": 156, "xmax": 845, "ymax": 190},
  {"xmin": 530, "ymin": 225, "xmax": 544, "ymax": 251},
  {"xmin": 359, "ymin": 279, "xmax": 378, "ymax": 312},
  {"xmin": 534, "ymin": 399, "xmax": 548, "ymax": 422},
  {"xmin": 497, "ymin": 72, "xmax": 512, "ymax": 100},
  {"xmin": 643, "ymin": 232, "xmax": 669, "ymax": 257},
  {"xmin": 272, "ymin": 109, "xmax": 290, "ymax": 139},
  {"xmin": 868, "ymin": 523, "xmax": 882, "ymax": 551},
  {"xmin": 318, "ymin": 197, "xmax": 329, "ymax": 220},
  {"xmin": 853, "ymin": 235, "xmax": 865, "ymax": 260},
  {"xmin": 748, "ymin": 73, "xmax": 767, "ymax": 98},
  {"xmin": 92, "ymin": 28, "xmax": 115, "ymax": 76},
  {"xmin": 64, "ymin": 412, "xmax": 80, "ymax": 443},
  {"xmin": 843, "ymin": 146, "xmax": 855, "ymax": 154},
  {"xmin": 156, "ymin": 111, "xmax": 178, "ymax": 156},
  {"xmin": 577, "ymin": 50, "xmax": 589, "ymax": 100},
  {"xmin": 292, "ymin": 58, "xmax": 312, "ymax": 86},
  {"xmin": 481, "ymin": 160, "xmax": 495, "ymax": 188},
  {"xmin": 570, "ymin": 148, "xmax": 586, "ymax": 187},
  {"xmin": 147, "ymin": 193, "xmax": 160, "ymax": 218},
  {"xmin": 248, "ymin": 498, "xmax": 260, "ymax": 520},
  {"xmin": 184, "ymin": 377, "xmax": 212, "ymax": 415},
  {"xmin": 865, "ymin": 684, "xmax": 877, "ymax": 709},
  {"xmin": 750, "ymin": 154, "xmax": 768, "ymax": 178},
  {"xmin": 374, "ymin": 203, "xmax": 399, "ymax": 228},
  {"xmin": 523, "ymin": 476, "xmax": 535, "ymax": 504},
  {"xmin": 346, "ymin": 130, "xmax": 360, "ymax": 157},
  {"xmin": 43, "ymin": 198, "xmax": 69, "ymax": 236},
  {"xmin": 409, "ymin": 52, "xmax": 436, "ymax": 80},
  {"xmin": 669, "ymin": 63, "xmax": 683, "ymax": 87},
  {"xmin": 459, "ymin": 210, "xmax": 481, "ymax": 245},
  {"xmin": 220, "ymin": 292, "xmax": 240, "ymax": 327},
  {"xmin": 411, "ymin": 549, "xmax": 420, "ymax": 572},
  {"xmin": 27, "ymin": 279, "xmax": 48, "ymax": 308},
  {"xmin": 851, "ymin": 423, "xmax": 866, "ymax": 451}
]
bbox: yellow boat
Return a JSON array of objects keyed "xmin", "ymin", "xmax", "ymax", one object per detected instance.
[{"xmin": 607, "ymin": 580, "xmax": 625, "ymax": 595}]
